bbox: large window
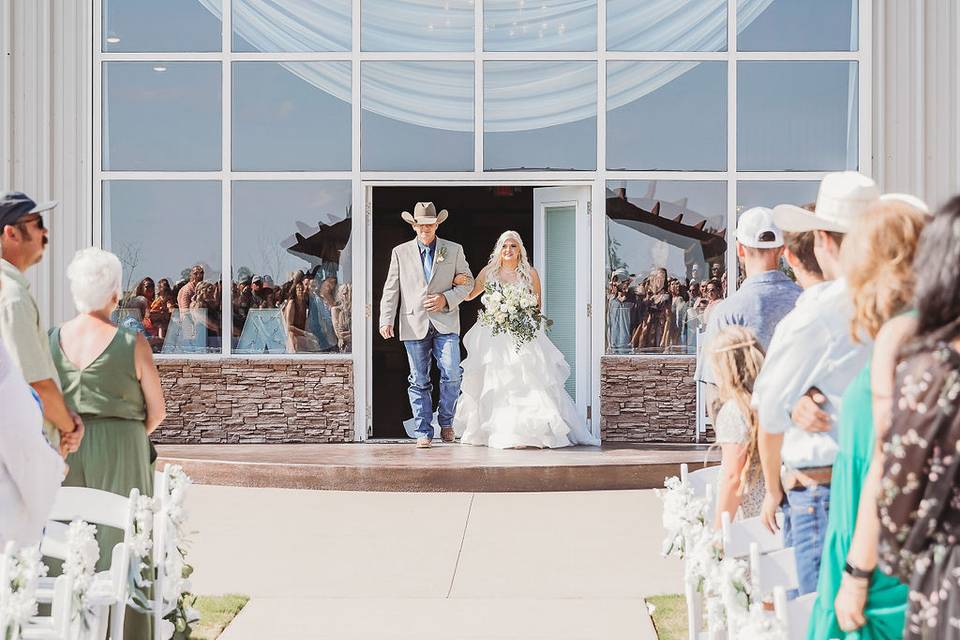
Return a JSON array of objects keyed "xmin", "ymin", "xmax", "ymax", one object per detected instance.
[{"xmin": 95, "ymin": 0, "xmax": 867, "ymax": 359}]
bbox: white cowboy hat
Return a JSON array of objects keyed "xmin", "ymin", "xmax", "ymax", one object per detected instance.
[
  {"xmin": 401, "ymin": 202, "xmax": 448, "ymax": 226},
  {"xmin": 773, "ymin": 171, "xmax": 881, "ymax": 234}
]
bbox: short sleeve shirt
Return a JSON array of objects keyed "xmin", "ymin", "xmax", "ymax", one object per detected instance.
[{"xmin": 0, "ymin": 259, "xmax": 60, "ymax": 443}]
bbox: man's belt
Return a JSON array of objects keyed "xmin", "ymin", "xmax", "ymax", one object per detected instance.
[{"xmin": 782, "ymin": 465, "xmax": 833, "ymax": 491}]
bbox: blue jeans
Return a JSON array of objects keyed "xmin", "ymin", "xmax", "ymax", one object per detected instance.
[
  {"xmin": 402, "ymin": 326, "xmax": 462, "ymax": 439},
  {"xmin": 782, "ymin": 484, "xmax": 831, "ymax": 596}
]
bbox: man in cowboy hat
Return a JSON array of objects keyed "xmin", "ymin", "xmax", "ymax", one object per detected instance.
[{"xmin": 379, "ymin": 202, "xmax": 474, "ymax": 448}]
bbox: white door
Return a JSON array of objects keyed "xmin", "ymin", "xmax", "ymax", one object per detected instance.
[{"xmin": 532, "ymin": 186, "xmax": 592, "ymax": 427}]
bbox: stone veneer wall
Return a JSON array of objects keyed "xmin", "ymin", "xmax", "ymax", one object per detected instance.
[
  {"xmin": 600, "ymin": 356, "xmax": 706, "ymax": 443},
  {"xmin": 154, "ymin": 358, "xmax": 354, "ymax": 444}
]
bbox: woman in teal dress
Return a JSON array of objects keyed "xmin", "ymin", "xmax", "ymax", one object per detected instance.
[{"xmin": 807, "ymin": 200, "xmax": 929, "ymax": 639}]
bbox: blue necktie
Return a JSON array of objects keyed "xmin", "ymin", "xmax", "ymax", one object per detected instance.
[{"xmin": 421, "ymin": 245, "xmax": 433, "ymax": 282}]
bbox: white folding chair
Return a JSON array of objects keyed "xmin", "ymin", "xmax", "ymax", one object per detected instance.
[
  {"xmin": 0, "ymin": 541, "xmax": 15, "ymax": 637},
  {"xmin": 42, "ymin": 487, "xmax": 140, "ymax": 640},
  {"xmin": 682, "ymin": 463, "xmax": 721, "ymax": 523},
  {"xmin": 20, "ymin": 574, "xmax": 74, "ymax": 640},
  {"xmin": 749, "ymin": 542, "xmax": 800, "ymax": 600},
  {"xmin": 152, "ymin": 465, "xmax": 174, "ymax": 640},
  {"xmin": 773, "ymin": 586, "xmax": 816, "ymax": 640},
  {"xmin": 721, "ymin": 512, "xmax": 784, "ymax": 559}
]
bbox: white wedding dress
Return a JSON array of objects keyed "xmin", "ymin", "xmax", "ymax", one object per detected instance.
[{"xmin": 453, "ymin": 276, "xmax": 600, "ymax": 449}]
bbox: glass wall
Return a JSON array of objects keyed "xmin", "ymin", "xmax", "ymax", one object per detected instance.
[{"xmin": 96, "ymin": 0, "xmax": 865, "ymax": 359}]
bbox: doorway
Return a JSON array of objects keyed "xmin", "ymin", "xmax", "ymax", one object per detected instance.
[{"xmin": 368, "ymin": 185, "xmax": 591, "ymax": 439}]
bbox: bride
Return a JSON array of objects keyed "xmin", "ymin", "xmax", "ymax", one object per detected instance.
[{"xmin": 452, "ymin": 231, "xmax": 599, "ymax": 449}]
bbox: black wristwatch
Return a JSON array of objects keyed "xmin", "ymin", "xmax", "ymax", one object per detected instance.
[{"xmin": 844, "ymin": 561, "xmax": 872, "ymax": 580}]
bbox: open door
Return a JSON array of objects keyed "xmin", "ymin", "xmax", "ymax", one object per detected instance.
[{"xmin": 533, "ymin": 186, "xmax": 592, "ymax": 428}]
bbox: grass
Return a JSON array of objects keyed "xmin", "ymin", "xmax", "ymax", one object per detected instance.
[
  {"xmin": 646, "ymin": 594, "xmax": 687, "ymax": 640},
  {"xmin": 190, "ymin": 594, "xmax": 250, "ymax": 640}
]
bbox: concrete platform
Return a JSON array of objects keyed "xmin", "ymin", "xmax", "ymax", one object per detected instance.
[{"xmin": 156, "ymin": 443, "xmax": 717, "ymax": 492}]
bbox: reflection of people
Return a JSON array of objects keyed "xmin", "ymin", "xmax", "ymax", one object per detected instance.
[
  {"xmin": 52, "ymin": 247, "xmax": 167, "ymax": 639},
  {"xmin": 177, "ymin": 264, "xmax": 203, "ymax": 310},
  {"xmin": 151, "ymin": 278, "xmax": 175, "ymax": 339},
  {"xmin": 631, "ymin": 267, "xmax": 675, "ymax": 350},
  {"xmin": 332, "ymin": 283, "xmax": 352, "ymax": 353},
  {"xmin": 453, "ymin": 231, "xmax": 599, "ymax": 449},
  {"xmin": 378, "ymin": 202, "xmax": 473, "ymax": 448},
  {"xmin": 607, "ymin": 269, "xmax": 636, "ymax": 354},
  {"xmin": 709, "ymin": 326, "xmax": 766, "ymax": 529}
]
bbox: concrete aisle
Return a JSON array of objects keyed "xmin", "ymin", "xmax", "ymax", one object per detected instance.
[{"xmin": 185, "ymin": 486, "xmax": 681, "ymax": 639}]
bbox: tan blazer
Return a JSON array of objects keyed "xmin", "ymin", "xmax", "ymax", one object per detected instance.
[{"xmin": 379, "ymin": 238, "xmax": 474, "ymax": 341}]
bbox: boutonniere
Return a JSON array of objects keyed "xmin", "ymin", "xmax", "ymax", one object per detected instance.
[{"xmin": 436, "ymin": 247, "xmax": 448, "ymax": 263}]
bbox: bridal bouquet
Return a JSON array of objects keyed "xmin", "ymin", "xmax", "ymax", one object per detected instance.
[{"xmin": 478, "ymin": 280, "xmax": 545, "ymax": 351}]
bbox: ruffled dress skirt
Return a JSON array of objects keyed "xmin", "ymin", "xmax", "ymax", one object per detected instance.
[{"xmin": 453, "ymin": 322, "xmax": 599, "ymax": 449}]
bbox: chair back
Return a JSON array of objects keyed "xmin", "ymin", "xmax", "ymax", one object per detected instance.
[
  {"xmin": 39, "ymin": 521, "xmax": 71, "ymax": 560},
  {"xmin": 749, "ymin": 542, "xmax": 799, "ymax": 597},
  {"xmin": 720, "ymin": 512, "xmax": 784, "ymax": 558},
  {"xmin": 773, "ymin": 587, "xmax": 816, "ymax": 640},
  {"xmin": 49, "ymin": 487, "xmax": 138, "ymax": 536}
]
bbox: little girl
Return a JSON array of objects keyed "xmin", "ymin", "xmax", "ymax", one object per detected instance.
[{"xmin": 709, "ymin": 325, "xmax": 767, "ymax": 529}]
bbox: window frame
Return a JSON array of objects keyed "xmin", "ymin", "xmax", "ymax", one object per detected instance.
[{"xmin": 91, "ymin": 0, "xmax": 872, "ymax": 361}]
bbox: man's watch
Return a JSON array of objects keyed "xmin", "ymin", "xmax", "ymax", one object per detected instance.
[{"xmin": 844, "ymin": 561, "xmax": 872, "ymax": 581}]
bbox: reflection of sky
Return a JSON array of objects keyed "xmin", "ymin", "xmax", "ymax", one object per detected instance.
[
  {"xmin": 103, "ymin": 181, "xmax": 221, "ymax": 291},
  {"xmin": 606, "ymin": 181, "xmax": 726, "ymax": 282},
  {"xmin": 738, "ymin": 62, "xmax": 858, "ymax": 171},
  {"xmin": 362, "ymin": 111, "xmax": 474, "ymax": 171},
  {"xmin": 484, "ymin": 0, "xmax": 597, "ymax": 52},
  {"xmin": 737, "ymin": 0, "xmax": 857, "ymax": 51},
  {"xmin": 104, "ymin": 62, "xmax": 221, "ymax": 170},
  {"xmin": 104, "ymin": 0, "xmax": 221, "ymax": 52},
  {"xmin": 232, "ymin": 62, "xmax": 351, "ymax": 171},
  {"xmin": 607, "ymin": 62, "xmax": 726, "ymax": 171},
  {"xmin": 737, "ymin": 181, "xmax": 820, "ymax": 213},
  {"xmin": 232, "ymin": 181, "xmax": 352, "ymax": 283}
]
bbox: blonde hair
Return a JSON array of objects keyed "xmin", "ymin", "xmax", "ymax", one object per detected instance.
[
  {"xmin": 841, "ymin": 200, "xmax": 928, "ymax": 341},
  {"xmin": 486, "ymin": 230, "xmax": 533, "ymax": 286},
  {"xmin": 66, "ymin": 247, "xmax": 123, "ymax": 313},
  {"xmin": 709, "ymin": 326, "xmax": 766, "ymax": 495}
]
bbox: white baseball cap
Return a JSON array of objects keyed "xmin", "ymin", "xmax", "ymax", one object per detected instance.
[
  {"xmin": 736, "ymin": 207, "xmax": 783, "ymax": 249},
  {"xmin": 773, "ymin": 171, "xmax": 880, "ymax": 233}
]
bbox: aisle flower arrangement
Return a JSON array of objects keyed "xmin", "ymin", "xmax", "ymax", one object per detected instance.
[
  {"xmin": 159, "ymin": 465, "xmax": 200, "ymax": 640},
  {"xmin": 2, "ymin": 546, "xmax": 47, "ymax": 639},
  {"xmin": 63, "ymin": 520, "xmax": 99, "ymax": 630}
]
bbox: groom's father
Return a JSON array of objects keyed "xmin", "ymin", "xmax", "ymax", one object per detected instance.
[{"xmin": 379, "ymin": 202, "xmax": 474, "ymax": 448}]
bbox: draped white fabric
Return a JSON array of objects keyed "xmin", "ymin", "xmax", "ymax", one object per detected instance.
[
  {"xmin": 484, "ymin": 0, "xmax": 597, "ymax": 51},
  {"xmin": 197, "ymin": 0, "xmax": 777, "ymax": 132}
]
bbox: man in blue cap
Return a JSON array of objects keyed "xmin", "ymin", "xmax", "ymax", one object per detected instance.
[{"xmin": 0, "ymin": 191, "xmax": 84, "ymax": 455}]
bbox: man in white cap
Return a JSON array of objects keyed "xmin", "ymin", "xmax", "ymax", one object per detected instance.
[
  {"xmin": 379, "ymin": 202, "xmax": 474, "ymax": 448},
  {"xmin": 752, "ymin": 171, "xmax": 891, "ymax": 595},
  {"xmin": 694, "ymin": 206, "xmax": 802, "ymax": 394}
]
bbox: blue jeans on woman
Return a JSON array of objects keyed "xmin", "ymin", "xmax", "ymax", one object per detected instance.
[
  {"xmin": 402, "ymin": 325, "xmax": 462, "ymax": 440},
  {"xmin": 782, "ymin": 484, "xmax": 831, "ymax": 596}
]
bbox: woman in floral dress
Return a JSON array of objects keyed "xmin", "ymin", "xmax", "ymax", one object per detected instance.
[{"xmin": 876, "ymin": 196, "xmax": 960, "ymax": 639}]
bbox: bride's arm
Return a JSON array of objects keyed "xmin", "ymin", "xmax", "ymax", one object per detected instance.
[
  {"xmin": 459, "ymin": 267, "xmax": 487, "ymax": 301},
  {"xmin": 531, "ymin": 268, "xmax": 542, "ymax": 308}
]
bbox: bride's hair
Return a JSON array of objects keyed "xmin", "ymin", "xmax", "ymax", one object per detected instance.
[{"xmin": 486, "ymin": 230, "xmax": 533, "ymax": 285}]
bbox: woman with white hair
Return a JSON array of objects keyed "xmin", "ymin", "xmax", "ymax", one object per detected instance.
[
  {"xmin": 49, "ymin": 247, "xmax": 165, "ymax": 637},
  {"xmin": 451, "ymin": 231, "xmax": 599, "ymax": 448}
]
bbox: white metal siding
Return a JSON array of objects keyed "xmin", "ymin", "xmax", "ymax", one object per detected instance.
[{"xmin": 0, "ymin": 0, "xmax": 957, "ymax": 325}]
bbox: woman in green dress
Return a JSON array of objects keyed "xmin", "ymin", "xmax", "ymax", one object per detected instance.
[
  {"xmin": 807, "ymin": 200, "xmax": 929, "ymax": 639},
  {"xmin": 51, "ymin": 248, "xmax": 167, "ymax": 638}
]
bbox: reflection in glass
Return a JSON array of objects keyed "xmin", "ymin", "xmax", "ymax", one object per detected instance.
[
  {"xmin": 607, "ymin": 61, "xmax": 725, "ymax": 170},
  {"xmin": 361, "ymin": 62, "xmax": 474, "ymax": 171},
  {"xmin": 362, "ymin": 0, "xmax": 474, "ymax": 52},
  {"xmin": 103, "ymin": 181, "xmax": 222, "ymax": 354},
  {"xmin": 484, "ymin": 0, "xmax": 596, "ymax": 52},
  {"xmin": 233, "ymin": 0, "xmax": 351, "ymax": 52},
  {"xmin": 607, "ymin": 0, "xmax": 726, "ymax": 52},
  {"xmin": 738, "ymin": 62, "xmax": 858, "ymax": 171},
  {"xmin": 605, "ymin": 181, "xmax": 727, "ymax": 355},
  {"xmin": 103, "ymin": 0, "xmax": 222, "ymax": 52},
  {"xmin": 233, "ymin": 62, "xmax": 351, "ymax": 171},
  {"xmin": 737, "ymin": 181, "xmax": 820, "ymax": 213},
  {"xmin": 738, "ymin": 0, "xmax": 857, "ymax": 52},
  {"xmin": 103, "ymin": 62, "xmax": 221, "ymax": 171},
  {"xmin": 232, "ymin": 181, "xmax": 352, "ymax": 354},
  {"xmin": 484, "ymin": 62, "xmax": 596, "ymax": 171}
]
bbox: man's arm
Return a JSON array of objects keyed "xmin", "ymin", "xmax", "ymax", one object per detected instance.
[
  {"xmin": 442, "ymin": 246, "xmax": 473, "ymax": 310},
  {"xmin": 379, "ymin": 247, "xmax": 401, "ymax": 338},
  {"xmin": 30, "ymin": 379, "xmax": 76, "ymax": 435}
]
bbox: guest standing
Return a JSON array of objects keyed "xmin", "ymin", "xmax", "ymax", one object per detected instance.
[
  {"xmin": 51, "ymin": 248, "xmax": 166, "ymax": 639},
  {"xmin": 874, "ymin": 196, "xmax": 960, "ymax": 639},
  {"xmin": 0, "ymin": 191, "xmax": 83, "ymax": 454},
  {"xmin": 806, "ymin": 198, "xmax": 928, "ymax": 639},
  {"xmin": 709, "ymin": 326, "xmax": 767, "ymax": 528}
]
